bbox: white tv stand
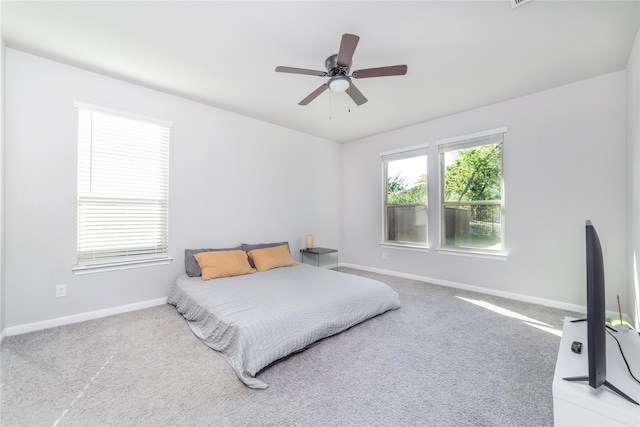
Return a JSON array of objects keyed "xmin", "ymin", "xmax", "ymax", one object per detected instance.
[{"xmin": 553, "ymin": 317, "xmax": 640, "ymax": 426}]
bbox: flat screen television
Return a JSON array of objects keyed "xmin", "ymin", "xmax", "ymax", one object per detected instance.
[{"xmin": 563, "ymin": 220, "xmax": 638, "ymax": 405}]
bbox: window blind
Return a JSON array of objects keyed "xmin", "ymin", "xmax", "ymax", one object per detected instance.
[
  {"xmin": 380, "ymin": 144, "xmax": 428, "ymax": 162},
  {"xmin": 437, "ymin": 127, "xmax": 507, "ymax": 152},
  {"xmin": 76, "ymin": 105, "xmax": 171, "ymax": 269}
]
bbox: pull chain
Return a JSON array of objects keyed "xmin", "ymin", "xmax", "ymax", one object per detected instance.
[{"xmin": 328, "ymin": 89, "xmax": 353, "ymax": 118}]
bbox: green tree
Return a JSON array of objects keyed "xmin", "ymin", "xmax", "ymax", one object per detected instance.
[
  {"xmin": 388, "ymin": 173, "xmax": 427, "ymax": 204},
  {"xmin": 387, "ymin": 173, "xmax": 407, "ymax": 195},
  {"xmin": 444, "ymin": 144, "xmax": 502, "ymax": 202}
]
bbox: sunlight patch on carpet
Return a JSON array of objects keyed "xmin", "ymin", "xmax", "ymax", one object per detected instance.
[
  {"xmin": 51, "ymin": 350, "xmax": 118, "ymax": 427},
  {"xmin": 456, "ymin": 296, "xmax": 562, "ymax": 336}
]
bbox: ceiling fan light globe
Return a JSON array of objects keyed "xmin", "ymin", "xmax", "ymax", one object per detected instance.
[{"xmin": 328, "ymin": 77, "xmax": 350, "ymax": 92}]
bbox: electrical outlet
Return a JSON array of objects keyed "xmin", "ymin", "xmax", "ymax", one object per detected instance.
[
  {"xmin": 56, "ymin": 284, "xmax": 67, "ymax": 298},
  {"xmin": 382, "ymin": 252, "xmax": 388, "ymax": 260}
]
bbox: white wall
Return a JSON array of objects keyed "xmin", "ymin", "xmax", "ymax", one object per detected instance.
[
  {"xmin": 342, "ymin": 71, "xmax": 627, "ymax": 312},
  {"xmin": 0, "ymin": 35, "xmax": 6, "ymax": 337},
  {"xmin": 627, "ymin": 28, "xmax": 640, "ymax": 329},
  {"xmin": 3, "ymin": 45, "xmax": 633, "ymax": 331},
  {"xmin": 4, "ymin": 49, "xmax": 342, "ymax": 329}
]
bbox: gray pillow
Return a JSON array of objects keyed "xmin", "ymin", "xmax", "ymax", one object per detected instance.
[
  {"xmin": 185, "ymin": 247, "xmax": 242, "ymax": 277},
  {"xmin": 241, "ymin": 242, "xmax": 289, "ymax": 268}
]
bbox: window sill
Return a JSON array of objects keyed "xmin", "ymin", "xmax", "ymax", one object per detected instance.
[
  {"xmin": 73, "ymin": 257, "xmax": 173, "ymax": 275},
  {"xmin": 435, "ymin": 247, "xmax": 507, "ymax": 260},
  {"xmin": 379, "ymin": 242, "xmax": 430, "ymax": 252}
]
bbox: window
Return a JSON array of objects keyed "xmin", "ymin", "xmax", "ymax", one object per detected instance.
[
  {"xmin": 438, "ymin": 128, "xmax": 505, "ymax": 252},
  {"xmin": 381, "ymin": 145, "xmax": 428, "ymax": 247},
  {"xmin": 74, "ymin": 102, "xmax": 172, "ymax": 273}
]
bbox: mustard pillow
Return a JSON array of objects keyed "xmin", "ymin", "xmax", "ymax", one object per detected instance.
[
  {"xmin": 193, "ymin": 250, "xmax": 256, "ymax": 281},
  {"xmin": 248, "ymin": 244, "xmax": 299, "ymax": 272}
]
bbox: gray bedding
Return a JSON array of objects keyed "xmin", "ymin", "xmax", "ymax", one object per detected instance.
[{"xmin": 167, "ymin": 264, "xmax": 401, "ymax": 388}]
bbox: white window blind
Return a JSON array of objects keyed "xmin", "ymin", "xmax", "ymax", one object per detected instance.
[
  {"xmin": 437, "ymin": 127, "xmax": 507, "ymax": 152},
  {"xmin": 75, "ymin": 103, "xmax": 171, "ymax": 270},
  {"xmin": 380, "ymin": 144, "xmax": 428, "ymax": 162}
]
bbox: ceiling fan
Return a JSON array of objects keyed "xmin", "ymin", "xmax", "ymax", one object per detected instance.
[{"xmin": 275, "ymin": 33, "xmax": 408, "ymax": 106}]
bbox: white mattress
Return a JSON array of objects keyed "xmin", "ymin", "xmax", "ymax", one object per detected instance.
[{"xmin": 167, "ymin": 264, "xmax": 400, "ymax": 388}]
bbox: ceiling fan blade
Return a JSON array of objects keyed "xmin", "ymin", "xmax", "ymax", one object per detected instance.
[
  {"xmin": 352, "ymin": 65, "xmax": 408, "ymax": 79},
  {"xmin": 336, "ymin": 33, "xmax": 360, "ymax": 67},
  {"xmin": 299, "ymin": 84, "xmax": 329, "ymax": 105},
  {"xmin": 346, "ymin": 82, "xmax": 368, "ymax": 105},
  {"xmin": 276, "ymin": 66, "xmax": 327, "ymax": 77}
]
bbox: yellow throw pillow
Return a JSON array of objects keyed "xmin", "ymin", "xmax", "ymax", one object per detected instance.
[
  {"xmin": 248, "ymin": 244, "xmax": 299, "ymax": 272},
  {"xmin": 193, "ymin": 250, "xmax": 256, "ymax": 281}
]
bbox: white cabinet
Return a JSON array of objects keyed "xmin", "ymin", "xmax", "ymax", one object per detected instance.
[{"xmin": 553, "ymin": 317, "xmax": 640, "ymax": 426}]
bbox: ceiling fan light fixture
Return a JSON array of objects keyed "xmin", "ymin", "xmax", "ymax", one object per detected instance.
[{"xmin": 328, "ymin": 76, "xmax": 350, "ymax": 92}]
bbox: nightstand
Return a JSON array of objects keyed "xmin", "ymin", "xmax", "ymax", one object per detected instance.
[{"xmin": 300, "ymin": 247, "xmax": 338, "ymax": 268}]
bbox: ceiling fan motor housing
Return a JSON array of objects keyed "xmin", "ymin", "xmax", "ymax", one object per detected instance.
[{"xmin": 325, "ymin": 54, "xmax": 350, "ymax": 76}]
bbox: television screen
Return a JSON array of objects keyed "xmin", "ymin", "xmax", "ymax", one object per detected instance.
[
  {"xmin": 585, "ymin": 220, "xmax": 606, "ymax": 388},
  {"xmin": 563, "ymin": 221, "xmax": 638, "ymax": 405}
]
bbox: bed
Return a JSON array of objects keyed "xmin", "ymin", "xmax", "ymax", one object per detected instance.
[{"xmin": 167, "ymin": 262, "xmax": 401, "ymax": 389}]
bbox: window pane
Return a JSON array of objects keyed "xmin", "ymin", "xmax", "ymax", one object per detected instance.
[
  {"xmin": 77, "ymin": 108, "xmax": 170, "ymax": 268},
  {"xmin": 383, "ymin": 152, "xmax": 427, "ymax": 246},
  {"xmin": 386, "ymin": 205, "xmax": 427, "ymax": 244},
  {"xmin": 443, "ymin": 143, "xmax": 502, "ymax": 203},
  {"xmin": 443, "ymin": 205, "xmax": 502, "ymax": 250},
  {"xmin": 386, "ymin": 155, "xmax": 427, "ymax": 204}
]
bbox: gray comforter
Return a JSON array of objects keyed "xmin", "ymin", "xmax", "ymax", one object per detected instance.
[{"xmin": 167, "ymin": 264, "xmax": 401, "ymax": 388}]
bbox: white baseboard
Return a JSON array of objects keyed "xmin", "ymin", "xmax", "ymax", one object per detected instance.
[
  {"xmin": 4, "ymin": 297, "xmax": 167, "ymax": 337},
  {"xmin": 1, "ymin": 264, "xmax": 623, "ymax": 338},
  {"xmin": 340, "ymin": 262, "xmax": 588, "ymax": 315}
]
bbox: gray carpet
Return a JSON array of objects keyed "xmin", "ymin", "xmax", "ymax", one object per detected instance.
[{"xmin": 0, "ymin": 268, "xmax": 580, "ymax": 426}]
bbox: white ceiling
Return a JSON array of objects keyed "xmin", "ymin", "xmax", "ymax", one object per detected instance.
[{"xmin": 2, "ymin": 1, "xmax": 639, "ymax": 143}]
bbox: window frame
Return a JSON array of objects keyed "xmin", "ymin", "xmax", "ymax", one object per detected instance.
[
  {"xmin": 380, "ymin": 143, "xmax": 429, "ymax": 249},
  {"xmin": 436, "ymin": 128, "xmax": 507, "ymax": 256},
  {"xmin": 72, "ymin": 102, "xmax": 173, "ymax": 274}
]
